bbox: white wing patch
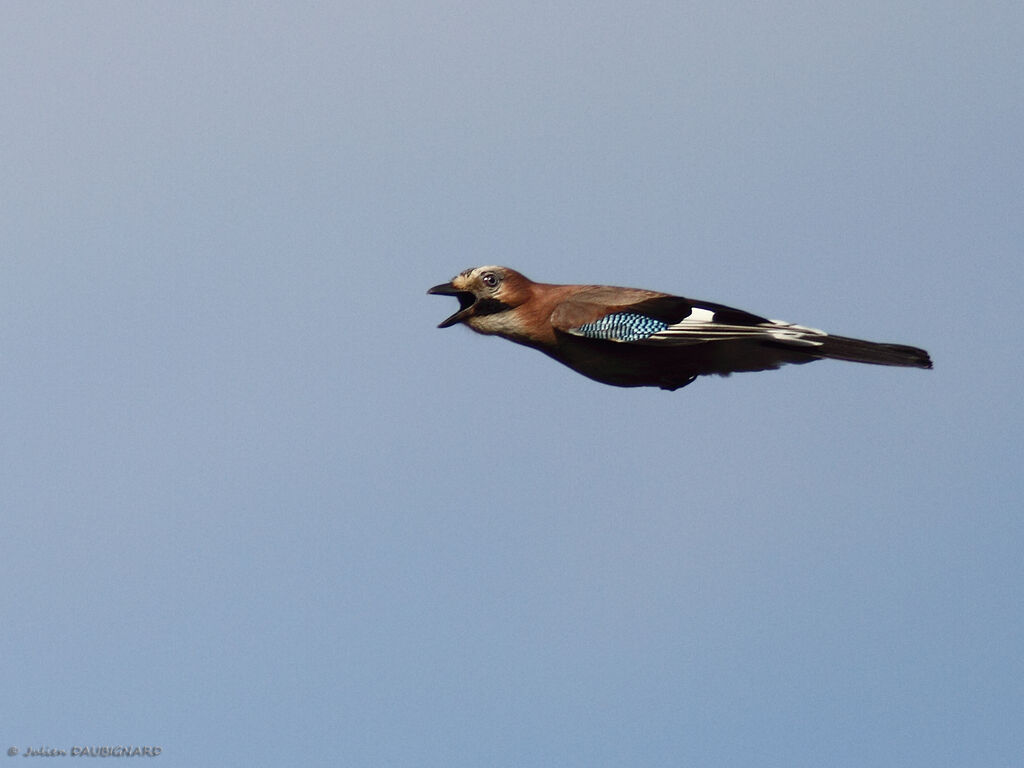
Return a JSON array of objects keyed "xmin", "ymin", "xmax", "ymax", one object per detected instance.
[
  {"xmin": 687, "ymin": 307, "xmax": 716, "ymax": 323},
  {"xmin": 646, "ymin": 308, "xmax": 828, "ymax": 347}
]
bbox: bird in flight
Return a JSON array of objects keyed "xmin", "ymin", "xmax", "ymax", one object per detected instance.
[{"xmin": 428, "ymin": 266, "xmax": 931, "ymax": 390}]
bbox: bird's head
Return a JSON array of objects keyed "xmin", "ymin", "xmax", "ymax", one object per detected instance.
[{"xmin": 427, "ymin": 266, "xmax": 531, "ymax": 333}]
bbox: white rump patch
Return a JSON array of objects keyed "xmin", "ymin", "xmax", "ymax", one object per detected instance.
[{"xmin": 764, "ymin": 320, "xmax": 827, "ymax": 346}]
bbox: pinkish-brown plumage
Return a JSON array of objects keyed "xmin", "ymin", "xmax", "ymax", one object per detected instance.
[{"xmin": 428, "ymin": 266, "xmax": 931, "ymax": 390}]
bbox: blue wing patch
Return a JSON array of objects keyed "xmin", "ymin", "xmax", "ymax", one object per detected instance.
[{"xmin": 575, "ymin": 312, "xmax": 670, "ymax": 342}]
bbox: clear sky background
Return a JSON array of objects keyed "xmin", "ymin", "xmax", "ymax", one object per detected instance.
[{"xmin": 1, "ymin": 2, "xmax": 1020, "ymax": 766}]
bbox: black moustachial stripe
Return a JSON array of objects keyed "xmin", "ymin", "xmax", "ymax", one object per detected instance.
[
  {"xmin": 473, "ymin": 298, "xmax": 513, "ymax": 316},
  {"xmin": 429, "ymin": 266, "xmax": 933, "ymax": 390}
]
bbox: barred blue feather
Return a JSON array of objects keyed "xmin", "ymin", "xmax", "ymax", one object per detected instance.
[
  {"xmin": 576, "ymin": 312, "xmax": 669, "ymax": 342},
  {"xmin": 429, "ymin": 266, "xmax": 933, "ymax": 390}
]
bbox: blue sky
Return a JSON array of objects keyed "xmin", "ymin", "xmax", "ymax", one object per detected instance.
[{"xmin": 1, "ymin": 2, "xmax": 1020, "ymax": 766}]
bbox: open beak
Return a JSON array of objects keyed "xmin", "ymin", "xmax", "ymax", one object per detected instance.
[{"xmin": 428, "ymin": 282, "xmax": 477, "ymax": 328}]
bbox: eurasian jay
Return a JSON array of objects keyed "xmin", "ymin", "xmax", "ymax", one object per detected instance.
[{"xmin": 428, "ymin": 266, "xmax": 932, "ymax": 390}]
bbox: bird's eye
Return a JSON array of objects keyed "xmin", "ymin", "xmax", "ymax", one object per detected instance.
[{"xmin": 481, "ymin": 272, "xmax": 500, "ymax": 289}]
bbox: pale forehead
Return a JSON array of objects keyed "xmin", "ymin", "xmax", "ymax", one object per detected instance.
[{"xmin": 457, "ymin": 265, "xmax": 502, "ymax": 279}]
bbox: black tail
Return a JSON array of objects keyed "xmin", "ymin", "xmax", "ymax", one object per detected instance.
[{"xmin": 813, "ymin": 334, "xmax": 932, "ymax": 369}]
